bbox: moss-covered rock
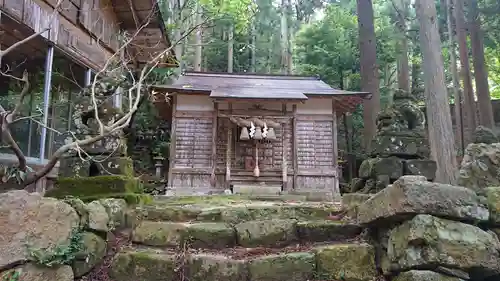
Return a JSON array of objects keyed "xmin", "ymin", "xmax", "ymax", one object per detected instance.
[
  {"xmin": 359, "ymin": 157, "xmax": 404, "ymax": 180},
  {"xmin": 185, "ymin": 223, "xmax": 236, "ymax": 249},
  {"xmin": 342, "ymin": 193, "xmax": 373, "ymax": 210},
  {"xmin": 197, "ymin": 208, "xmax": 224, "ymax": 221},
  {"xmin": 47, "ymin": 175, "xmax": 142, "ymax": 199},
  {"xmin": 388, "ymin": 214, "xmax": 500, "ymax": 278},
  {"xmin": 393, "ymin": 270, "xmax": 465, "ymax": 281},
  {"xmin": 221, "ymin": 206, "xmax": 282, "ymax": 224},
  {"xmin": 186, "ymin": 254, "xmax": 247, "ymax": 281},
  {"xmin": 288, "ymin": 189, "xmax": 334, "ymax": 202},
  {"xmin": 99, "ymin": 198, "xmax": 127, "ymax": 229},
  {"xmin": 221, "ymin": 205, "xmax": 333, "ymax": 225},
  {"xmin": 124, "ymin": 209, "xmax": 138, "ymax": 229},
  {"xmin": 248, "ymin": 252, "xmax": 315, "ymax": 281},
  {"xmin": 109, "ymin": 250, "xmax": 177, "ymax": 281},
  {"xmin": 72, "ymin": 232, "xmax": 106, "ymax": 277},
  {"xmin": 0, "ymin": 263, "xmax": 73, "ymax": 281},
  {"xmin": 486, "ymin": 187, "xmax": 500, "ymax": 225},
  {"xmin": 132, "ymin": 221, "xmax": 187, "ymax": 246},
  {"xmin": 63, "ymin": 197, "xmax": 89, "ymax": 228},
  {"xmin": 59, "ymin": 156, "xmax": 134, "ymax": 178},
  {"xmin": 458, "ymin": 143, "xmax": 500, "ymax": 193},
  {"xmin": 297, "ymin": 220, "xmax": 362, "ymax": 242},
  {"xmin": 315, "ymin": 243, "xmax": 377, "ymax": 281},
  {"xmin": 235, "ymin": 219, "xmax": 297, "ymax": 247},
  {"xmin": 136, "ymin": 205, "xmax": 202, "ymax": 222},
  {"xmin": 357, "ymin": 175, "xmax": 489, "ymax": 225},
  {"xmin": 0, "ymin": 191, "xmax": 80, "ymax": 269},
  {"xmin": 86, "ymin": 200, "xmax": 110, "ymax": 232},
  {"xmin": 403, "ymin": 159, "xmax": 437, "ymax": 181}
]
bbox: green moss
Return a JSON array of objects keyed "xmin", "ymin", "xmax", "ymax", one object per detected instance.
[
  {"xmin": 248, "ymin": 252, "xmax": 315, "ymax": 281},
  {"xmin": 235, "ymin": 219, "xmax": 297, "ymax": 247},
  {"xmin": 47, "ymin": 176, "xmax": 142, "ymax": 199},
  {"xmin": 135, "ymin": 205, "xmax": 203, "ymax": 221},
  {"xmin": 109, "ymin": 250, "xmax": 177, "ymax": 281},
  {"xmin": 112, "ymin": 157, "xmax": 134, "ymax": 177},
  {"xmin": 68, "ymin": 193, "xmax": 152, "ymax": 205},
  {"xmin": 185, "ymin": 223, "xmax": 236, "ymax": 249},
  {"xmin": 186, "ymin": 254, "xmax": 248, "ymax": 281},
  {"xmin": 158, "ymin": 195, "xmax": 247, "ymax": 206},
  {"xmin": 132, "ymin": 221, "xmax": 187, "ymax": 247},
  {"xmin": 486, "ymin": 187, "xmax": 500, "ymax": 225},
  {"xmin": 315, "ymin": 243, "xmax": 377, "ymax": 281}
]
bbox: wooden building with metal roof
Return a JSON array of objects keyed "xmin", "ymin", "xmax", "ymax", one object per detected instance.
[
  {"xmin": 0, "ymin": 0, "xmax": 173, "ymax": 191},
  {"xmin": 152, "ymin": 71, "xmax": 371, "ymax": 196}
]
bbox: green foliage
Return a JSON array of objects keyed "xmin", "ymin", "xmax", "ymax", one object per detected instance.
[
  {"xmin": 200, "ymin": 0, "xmax": 256, "ymax": 32},
  {"xmin": 0, "ymin": 165, "xmax": 34, "ymax": 184},
  {"xmin": 294, "ymin": 4, "xmax": 359, "ymax": 88},
  {"xmin": 1, "ymin": 269, "xmax": 21, "ymax": 281},
  {"xmin": 26, "ymin": 227, "xmax": 84, "ymax": 267}
]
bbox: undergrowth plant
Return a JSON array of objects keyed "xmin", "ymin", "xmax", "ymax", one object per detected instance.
[
  {"xmin": 26, "ymin": 227, "xmax": 84, "ymax": 267},
  {"xmin": 1, "ymin": 269, "xmax": 21, "ymax": 281}
]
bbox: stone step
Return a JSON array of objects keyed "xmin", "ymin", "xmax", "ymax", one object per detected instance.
[
  {"xmin": 232, "ymin": 184, "xmax": 282, "ymax": 195},
  {"xmin": 110, "ymin": 242, "xmax": 377, "ymax": 281},
  {"xmin": 131, "ymin": 219, "xmax": 362, "ymax": 249},
  {"xmin": 134, "ymin": 199, "xmax": 342, "ymax": 224}
]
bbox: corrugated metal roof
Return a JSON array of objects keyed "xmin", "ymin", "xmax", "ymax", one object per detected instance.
[{"xmin": 153, "ymin": 71, "xmax": 371, "ymax": 100}]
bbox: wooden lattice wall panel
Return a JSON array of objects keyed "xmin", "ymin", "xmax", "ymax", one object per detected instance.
[
  {"xmin": 174, "ymin": 116, "xmax": 213, "ymax": 168},
  {"xmin": 296, "ymin": 118, "xmax": 334, "ymax": 169},
  {"xmin": 216, "ymin": 117, "xmax": 230, "ymax": 170}
]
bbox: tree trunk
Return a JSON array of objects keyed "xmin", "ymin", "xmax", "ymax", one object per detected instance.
[
  {"xmin": 286, "ymin": 0, "xmax": 293, "ymax": 74},
  {"xmin": 228, "ymin": 24, "xmax": 234, "ymax": 73},
  {"xmin": 410, "ymin": 59, "xmax": 421, "ymax": 94},
  {"xmin": 251, "ymin": 19, "xmax": 256, "ymax": 73},
  {"xmin": 455, "ymin": 0, "xmax": 477, "ymax": 140},
  {"xmin": 446, "ymin": 0, "xmax": 464, "ymax": 152},
  {"xmin": 172, "ymin": 0, "xmax": 184, "ymax": 73},
  {"xmin": 356, "ymin": 0, "xmax": 380, "ymax": 151},
  {"xmin": 415, "ymin": 0, "xmax": 458, "ymax": 184},
  {"xmin": 280, "ymin": 0, "xmax": 289, "ymax": 74},
  {"xmin": 395, "ymin": 0, "xmax": 410, "ymax": 92},
  {"xmin": 194, "ymin": 2, "xmax": 202, "ymax": 71},
  {"xmin": 469, "ymin": 0, "xmax": 494, "ymax": 128}
]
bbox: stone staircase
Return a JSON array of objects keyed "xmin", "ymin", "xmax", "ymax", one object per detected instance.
[{"xmin": 109, "ymin": 195, "xmax": 379, "ymax": 281}]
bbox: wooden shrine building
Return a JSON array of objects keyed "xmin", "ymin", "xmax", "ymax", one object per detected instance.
[{"xmin": 152, "ymin": 71, "xmax": 370, "ymax": 195}]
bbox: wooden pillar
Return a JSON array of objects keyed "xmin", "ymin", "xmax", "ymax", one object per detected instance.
[
  {"xmin": 210, "ymin": 102, "xmax": 218, "ymax": 187},
  {"xmin": 282, "ymin": 103, "xmax": 288, "ymax": 189},
  {"xmin": 225, "ymin": 102, "xmax": 232, "ymax": 188},
  {"xmin": 167, "ymin": 95, "xmax": 177, "ymax": 188},
  {"xmin": 332, "ymin": 98, "xmax": 340, "ymax": 198},
  {"xmin": 292, "ymin": 104, "xmax": 298, "ymax": 190}
]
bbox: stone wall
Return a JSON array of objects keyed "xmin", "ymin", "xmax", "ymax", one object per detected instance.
[
  {"xmin": 0, "ymin": 191, "xmax": 131, "ymax": 281},
  {"xmin": 347, "ymin": 175, "xmax": 500, "ymax": 281},
  {"xmin": 3, "ymin": 173, "xmax": 500, "ymax": 281}
]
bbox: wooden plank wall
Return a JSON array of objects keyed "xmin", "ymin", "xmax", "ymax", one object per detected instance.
[
  {"xmin": 294, "ymin": 114, "xmax": 336, "ymax": 190},
  {"xmin": 2, "ymin": 0, "xmax": 118, "ymax": 68},
  {"xmin": 169, "ymin": 111, "xmax": 223, "ymax": 189},
  {"xmin": 168, "ymin": 108, "xmax": 337, "ymax": 192}
]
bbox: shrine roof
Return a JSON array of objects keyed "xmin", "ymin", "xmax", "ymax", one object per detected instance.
[
  {"xmin": 153, "ymin": 71, "xmax": 371, "ymax": 98},
  {"xmin": 152, "ymin": 71, "xmax": 372, "ymax": 113}
]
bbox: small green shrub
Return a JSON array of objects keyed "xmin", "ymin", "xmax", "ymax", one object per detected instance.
[
  {"xmin": 26, "ymin": 227, "xmax": 84, "ymax": 267},
  {"xmin": 1, "ymin": 269, "xmax": 21, "ymax": 281}
]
